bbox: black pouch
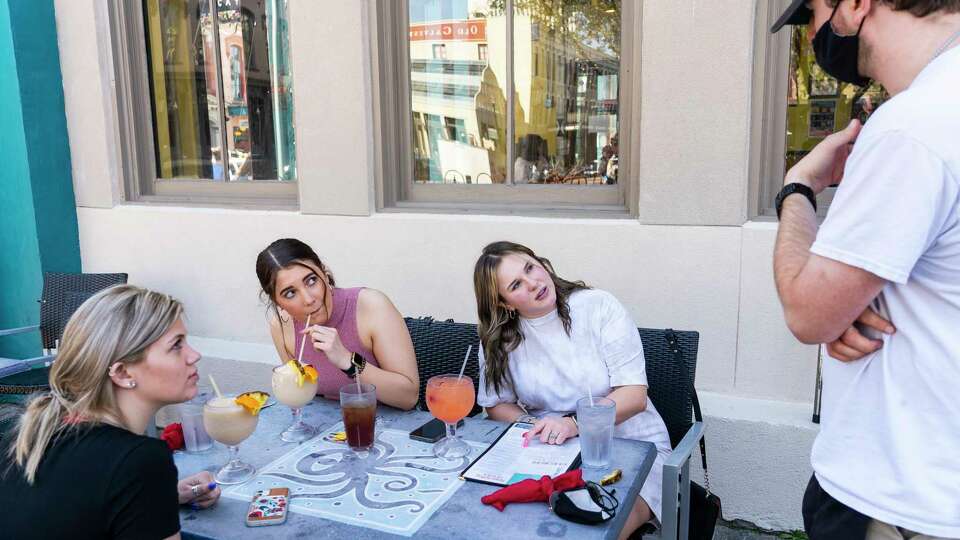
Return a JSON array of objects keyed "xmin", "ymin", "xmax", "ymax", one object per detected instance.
[{"xmin": 548, "ymin": 482, "xmax": 619, "ymax": 525}]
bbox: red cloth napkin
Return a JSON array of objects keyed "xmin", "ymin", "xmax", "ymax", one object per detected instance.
[
  {"xmin": 481, "ymin": 469, "xmax": 585, "ymax": 511},
  {"xmin": 161, "ymin": 422, "xmax": 184, "ymax": 451}
]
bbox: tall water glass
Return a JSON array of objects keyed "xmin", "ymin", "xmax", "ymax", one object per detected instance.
[
  {"xmin": 576, "ymin": 396, "xmax": 615, "ymax": 470},
  {"xmin": 179, "ymin": 403, "xmax": 213, "ymax": 453}
]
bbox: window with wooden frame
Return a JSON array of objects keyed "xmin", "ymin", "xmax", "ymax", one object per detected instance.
[
  {"xmin": 372, "ymin": 0, "xmax": 638, "ymax": 216},
  {"xmin": 110, "ymin": 0, "xmax": 298, "ymax": 207}
]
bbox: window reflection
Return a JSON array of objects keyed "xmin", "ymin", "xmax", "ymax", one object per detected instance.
[
  {"xmin": 408, "ymin": 0, "xmax": 620, "ymax": 186},
  {"xmin": 143, "ymin": 0, "xmax": 296, "ymax": 182},
  {"xmin": 784, "ymin": 26, "xmax": 887, "ymax": 172}
]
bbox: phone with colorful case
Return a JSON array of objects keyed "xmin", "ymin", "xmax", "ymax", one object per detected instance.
[{"xmin": 245, "ymin": 487, "xmax": 289, "ymax": 527}]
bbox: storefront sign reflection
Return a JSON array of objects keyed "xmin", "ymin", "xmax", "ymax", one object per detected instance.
[{"xmin": 409, "ymin": 20, "xmax": 486, "ymax": 42}]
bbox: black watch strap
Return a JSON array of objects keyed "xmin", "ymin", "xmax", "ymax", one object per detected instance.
[
  {"xmin": 775, "ymin": 182, "xmax": 817, "ymax": 220},
  {"xmin": 341, "ymin": 352, "xmax": 365, "ymax": 378}
]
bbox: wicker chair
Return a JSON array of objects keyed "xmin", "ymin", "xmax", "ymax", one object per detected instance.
[
  {"xmin": 0, "ymin": 272, "xmax": 128, "ymax": 398},
  {"xmin": 636, "ymin": 327, "xmax": 703, "ymax": 540},
  {"xmin": 403, "ymin": 317, "xmax": 482, "ymax": 416}
]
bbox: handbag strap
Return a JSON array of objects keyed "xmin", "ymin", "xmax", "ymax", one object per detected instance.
[{"xmin": 664, "ymin": 329, "xmax": 711, "ymax": 493}]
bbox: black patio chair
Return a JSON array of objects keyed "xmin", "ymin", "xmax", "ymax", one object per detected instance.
[
  {"xmin": 636, "ymin": 327, "xmax": 705, "ymax": 540},
  {"xmin": 0, "ymin": 272, "xmax": 128, "ymax": 399},
  {"xmin": 403, "ymin": 316, "xmax": 482, "ymax": 416}
]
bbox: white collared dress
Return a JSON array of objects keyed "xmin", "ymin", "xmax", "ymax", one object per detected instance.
[{"xmin": 477, "ymin": 288, "xmax": 672, "ymax": 521}]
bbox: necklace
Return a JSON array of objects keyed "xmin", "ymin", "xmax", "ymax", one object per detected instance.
[{"xmin": 930, "ymin": 25, "xmax": 960, "ymax": 63}]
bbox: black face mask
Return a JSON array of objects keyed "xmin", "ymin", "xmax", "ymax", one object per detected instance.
[{"xmin": 812, "ymin": 5, "xmax": 871, "ymax": 87}]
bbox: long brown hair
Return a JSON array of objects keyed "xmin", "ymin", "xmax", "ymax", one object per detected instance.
[
  {"xmin": 473, "ymin": 241, "xmax": 589, "ymax": 396},
  {"xmin": 255, "ymin": 238, "xmax": 337, "ymax": 353},
  {"xmin": 8, "ymin": 285, "xmax": 183, "ymax": 484}
]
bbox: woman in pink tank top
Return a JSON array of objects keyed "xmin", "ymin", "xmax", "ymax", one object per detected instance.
[{"xmin": 255, "ymin": 239, "xmax": 419, "ymax": 409}]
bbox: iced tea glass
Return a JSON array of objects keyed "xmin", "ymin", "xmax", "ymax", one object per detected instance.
[
  {"xmin": 203, "ymin": 395, "xmax": 260, "ymax": 485},
  {"xmin": 271, "ymin": 364, "xmax": 318, "ymax": 442},
  {"xmin": 425, "ymin": 374, "xmax": 475, "ymax": 459},
  {"xmin": 339, "ymin": 383, "xmax": 377, "ymax": 455}
]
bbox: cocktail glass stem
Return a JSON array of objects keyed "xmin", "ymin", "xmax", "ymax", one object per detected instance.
[
  {"xmin": 226, "ymin": 444, "xmax": 240, "ymax": 467},
  {"xmin": 434, "ymin": 418, "xmax": 470, "ymax": 459},
  {"xmin": 280, "ymin": 406, "xmax": 316, "ymax": 442},
  {"xmin": 216, "ymin": 443, "xmax": 256, "ymax": 485}
]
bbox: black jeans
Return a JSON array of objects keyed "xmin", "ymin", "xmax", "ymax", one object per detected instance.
[{"xmin": 802, "ymin": 474, "xmax": 871, "ymax": 540}]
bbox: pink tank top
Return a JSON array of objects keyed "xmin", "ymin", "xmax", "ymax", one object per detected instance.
[{"xmin": 293, "ymin": 287, "xmax": 379, "ymax": 399}]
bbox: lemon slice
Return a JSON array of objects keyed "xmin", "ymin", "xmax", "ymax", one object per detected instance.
[{"xmin": 235, "ymin": 391, "xmax": 270, "ymax": 415}]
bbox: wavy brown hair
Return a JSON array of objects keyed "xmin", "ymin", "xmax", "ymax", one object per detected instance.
[{"xmin": 473, "ymin": 241, "xmax": 589, "ymax": 397}]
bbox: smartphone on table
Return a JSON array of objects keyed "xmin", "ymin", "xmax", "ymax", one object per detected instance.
[
  {"xmin": 410, "ymin": 418, "xmax": 465, "ymax": 443},
  {"xmin": 245, "ymin": 487, "xmax": 289, "ymax": 527}
]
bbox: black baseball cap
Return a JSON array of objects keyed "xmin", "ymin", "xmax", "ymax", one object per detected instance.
[{"xmin": 771, "ymin": 0, "xmax": 812, "ymax": 33}]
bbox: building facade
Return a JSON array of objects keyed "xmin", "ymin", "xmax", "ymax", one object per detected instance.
[{"xmin": 2, "ymin": 0, "xmax": 888, "ymax": 530}]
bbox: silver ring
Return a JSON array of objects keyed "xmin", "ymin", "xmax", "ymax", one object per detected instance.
[
  {"xmin": 548, "ymin": 433, "xmax": 558, "ymax": 440},
  {"xmin": 191, "ymin": 484, "xmax": 201, "ymax": 496}
]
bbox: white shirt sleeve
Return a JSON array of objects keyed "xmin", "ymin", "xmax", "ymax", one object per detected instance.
[
  {"xmin": 597, "ymin": 292, "xmax": 648, "ymax": 388},
  {"xmin": 475, "ymin": 345, "xmax": 518, "ymax": 408},
  {"xmin": 811, "ymin": 132, "xmax": 958, "ymax": 284}
]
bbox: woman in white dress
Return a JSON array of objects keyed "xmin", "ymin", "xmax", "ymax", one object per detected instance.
[{"xmin": 473, "ymin": 241, "xmax": 672, "ymax": 539}]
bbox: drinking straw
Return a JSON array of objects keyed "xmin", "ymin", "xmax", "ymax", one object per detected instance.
[
  {"xmin": 294, "ymin": 314, "xmax": 310, "ymax": 375},
  {"xmin": 587, "ymin": 385, "xmax": 594, "ymax": 407},
  {"xmin": 457, "ymin": 345, "xmax": 472, "ymax": 381},
  {"xmin": 208, "ymin": 375, "xmax": 223, "ymax": 399}
]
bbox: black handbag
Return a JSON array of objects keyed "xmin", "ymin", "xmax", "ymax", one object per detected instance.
[{"xmin": 665, "ymin": 329, "xmax": 721, "ymax": 540}]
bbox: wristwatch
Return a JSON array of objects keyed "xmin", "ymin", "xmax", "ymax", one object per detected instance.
[
  {"xmin": 775, "ymin": 182, "xmax": 817, "ymax": 220},
  {"xmin": 341, "ymin": 352, "xmax": 367, "ymax": 378}
]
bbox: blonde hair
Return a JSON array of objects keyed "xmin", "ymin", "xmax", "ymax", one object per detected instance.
[{"xmin": 9, "ymin": 284, "xmax": 183, "ymax": 484}]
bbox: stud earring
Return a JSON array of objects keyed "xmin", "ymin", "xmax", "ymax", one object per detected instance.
[{"xmin": 128, "ymin": 381, "xmax": 137, "ymax": 389}]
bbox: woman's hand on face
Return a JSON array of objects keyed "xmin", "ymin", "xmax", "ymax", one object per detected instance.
[
  {"xmin": 302, "ymin": 325, "xmax": 352, "ymax": 369},
  {"xmin": 528, "ymin": 416, "xmax": 578, "ymax": 445},
  {"xmin": 177, "ymin": 471, "xmax": 221, "ymax": 509}
]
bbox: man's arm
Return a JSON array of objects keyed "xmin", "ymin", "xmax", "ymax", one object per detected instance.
[
  {"xmin": 773, "ymin": 119, "xmax": 888, "ymax": 344},
  {"xmin": 774, "ymin": 188, "xmax": 886, "ymax": 344}
]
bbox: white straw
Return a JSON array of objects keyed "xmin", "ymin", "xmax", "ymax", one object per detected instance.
[
  {"xmin": 587, "ymin": 385, "xmax": 593, "ymax": 407},
  {"xmin": 208, "ymin": 375, "xmax": 223, "ymax": 399},
  {"xmin": 296, "ymin": 313, "xmax": 311, "ymax": 366},
  {"xmin": 457, "ymin": 345, "xmax": 472, "ymax": 381}
]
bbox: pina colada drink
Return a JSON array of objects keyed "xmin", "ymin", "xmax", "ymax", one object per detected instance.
[
  {"xmin": 272, "ymin": 361, "xmax": 318, "ymax": 408},
  {"xmin": 204, "ymin": 391, "xmax": 267, "ymax": 485},
  {"xmin": 272, "ymin": 361, "xmax": 319, "ymax": 442},
  {"xmin": 203, "ymin": 396, "xmax": 259, "ymax": 446}
]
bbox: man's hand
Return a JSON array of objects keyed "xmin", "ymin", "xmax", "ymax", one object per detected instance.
[
  {"xmin": 785, "ymin": 119, "xmax": 862, "ymax": 194},
  {"xmin": 825, "ymin": 306, "xmax": 896, "ymax": 362}
]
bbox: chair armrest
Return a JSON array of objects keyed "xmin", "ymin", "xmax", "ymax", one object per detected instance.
[
  {"xmin": 0, "ymin": 325, "xmax": 40, "ymax": 338},
  {"xmin": 664, "ymin": 421, "xmax": 705, "ymax": 470},
  {"xmin": 0, "ymin": 355, "xmax": 55, "ymax": 379},
  {"xmin": 661, "ymin": 421, "xmax": 705, "ymax": 540}
]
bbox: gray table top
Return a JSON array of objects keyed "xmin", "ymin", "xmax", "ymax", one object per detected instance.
[{"xmin": 175, "ymin": 398, "xmax": 656, "ymax": 540}]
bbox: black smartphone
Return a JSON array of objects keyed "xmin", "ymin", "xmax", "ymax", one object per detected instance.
[{"xmin": 409, "ymin": 418, "xmax": 464, "ymax": 443}]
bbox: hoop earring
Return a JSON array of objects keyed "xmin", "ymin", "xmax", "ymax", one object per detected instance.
[{"xmin": 508, "ymin": 310, "xmax": 516, "ymax": 320}]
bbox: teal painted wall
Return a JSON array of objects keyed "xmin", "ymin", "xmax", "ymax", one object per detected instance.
[{"xmin": 0, "ymin": 0, "xmax": 80, "ymax": 359}]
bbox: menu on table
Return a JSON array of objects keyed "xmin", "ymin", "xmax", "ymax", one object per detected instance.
[{"xmin": 461, "ymin": 422, "xmax": 581, "ymax": 486}]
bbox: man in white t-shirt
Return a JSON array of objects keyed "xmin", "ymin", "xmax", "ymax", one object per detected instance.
[{"xmin": 771, "ymin": 1, "xmax": 960, "ymax": 539}]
